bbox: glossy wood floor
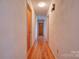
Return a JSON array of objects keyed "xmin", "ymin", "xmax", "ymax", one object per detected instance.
[{"xmin": 27, "ymin": 36, "xmax": 55, "ymax": 59}]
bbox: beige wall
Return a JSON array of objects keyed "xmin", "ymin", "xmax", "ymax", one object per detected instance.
[
  {"xmin": 32, "ymin": 11, "xmax": 36, "ymax": 45},
  {"xmin": 0, "ymin": 0, "xmax": 26, "ymax": 59},
  {"xmin": 49, "ymin": 0, "xmax": 79, "ymax": 59}
]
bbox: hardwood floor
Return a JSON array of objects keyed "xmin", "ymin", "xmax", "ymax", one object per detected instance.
[{"xmin": 27, "ymin": 36, "xmax": 55, "ymax": 59}]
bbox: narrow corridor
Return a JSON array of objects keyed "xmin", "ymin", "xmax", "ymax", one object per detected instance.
[
  {"xmin": 0, "ymin": 0, "xmax": 79, "ymax": 59},
  {"xmin": 27, "ymin": 0, "xmax": 55, "ymax": 59}
]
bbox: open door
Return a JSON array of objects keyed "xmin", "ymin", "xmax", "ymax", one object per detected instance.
[
  {"xmin": 27, "ymin": 3, "xmax": 32, "ymax": 51},
  {"xmin": 38, "ymin": 20, "xmax": 44, "ymax": 36}
]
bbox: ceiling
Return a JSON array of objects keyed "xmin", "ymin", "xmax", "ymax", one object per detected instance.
[{"xmin": 31, "ymin": 0, "xmax": 52, "ymax": 16}]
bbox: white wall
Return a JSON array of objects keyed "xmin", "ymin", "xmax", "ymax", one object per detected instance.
[
  {"xmin": 32, "ymin": 9, "xmax": 36, "ymax": 46},
  {"xmin": 49, "ymin": 0, "xmax": 79, "ymax": 59},
  {"xmin": 0, "ymin": 0, "xmax": 26, "ymax": 59}
]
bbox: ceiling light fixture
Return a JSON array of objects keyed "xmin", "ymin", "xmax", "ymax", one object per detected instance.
[{"xmin": 38, "ymin": 2, "xmax": 46, "ymax": 7}]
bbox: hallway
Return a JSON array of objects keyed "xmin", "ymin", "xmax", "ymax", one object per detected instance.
[
  {"xmin": 27, "ymin": 0, "xmax": 79, "ymax": 59},
  {"xmin": 26, "ymin": 0, "xmax": 56, "ymax": 59},
  {"xmin": 0, "ymin": 0, "xmax": 79, "ymax": 59}
]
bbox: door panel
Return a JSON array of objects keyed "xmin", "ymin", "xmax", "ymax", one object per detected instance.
[{"xmin": 27, "ymin": 4, "xmax": 32, "ymax": 51}]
